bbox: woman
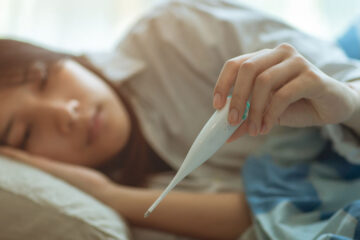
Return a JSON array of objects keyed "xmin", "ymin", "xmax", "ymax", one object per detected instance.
[{"xmin": 1, "ymin": 1, "xmax": 360, "ymax": 239}]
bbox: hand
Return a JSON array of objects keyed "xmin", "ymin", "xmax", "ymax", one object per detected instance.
[
  {"xmin": 213, "ymin": 43, "xmax": 359, "ymax": 142},
  {"xmin": 0, "ymin": 146, "xmax": 111, "ymax": 200}
]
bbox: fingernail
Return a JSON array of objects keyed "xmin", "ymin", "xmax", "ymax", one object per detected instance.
[
  {"xmin": 249, "ymin": 122, "xmax": 257, "ymax": 136},
  {"xmin": 229, "ymin": 108, "xmax": 239, "ymax": 124},
  {"xmin": 213, "ymin": 93, "xmax": 221, "ymax": 108},
  {"xmin": 260, "ymin": 123, "xmax": 266, "ymax": 135}
]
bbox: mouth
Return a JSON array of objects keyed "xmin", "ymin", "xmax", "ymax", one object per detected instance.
[{"xmin": 87, "ymin": 104, "xmax": 103, "ymax": 145}]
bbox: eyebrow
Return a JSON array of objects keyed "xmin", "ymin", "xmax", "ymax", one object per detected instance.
[
  {"xmin": 0, "ymin": 116, "xmax": 14, "ymax": 145},
  {"xmin": 11, "ymin": 62, "xmax": 48, "ymax": 87},
  {"xmin": 20, "ymin": 65, "xmax": 34, "ymax": 86},
  {"xmin": 22, "ymin": 67, "xmax": 29, "ymax": 84}
]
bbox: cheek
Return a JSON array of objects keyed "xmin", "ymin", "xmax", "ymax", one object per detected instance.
[
  {"xmin": 27, "ymin": 131, "xmax": 108, "ymax": 167},
  {"xmin": 28, "ymin": 134, "xmax": 85, "ymax": 164},
  {"xmin": 60, "ymin": 69, "xmax": 111, "ymax": 103}
]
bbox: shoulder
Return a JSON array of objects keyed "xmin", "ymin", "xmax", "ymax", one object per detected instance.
[
  {"xmin": 127, "ymin": 0, "xmax": 255, "ymax": 34},
  {"xmin": 122, "ymin": 0, "xmax": 290, "ymax": 46},
  {"xmin": 119, "ymin": 0, "xmax": 257, "ymax": 52}
]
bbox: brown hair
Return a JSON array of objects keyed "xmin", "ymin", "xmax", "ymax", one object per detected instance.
[{"xmin": 0, "ymin": 39, "xmax": 171, "ymax": 187}]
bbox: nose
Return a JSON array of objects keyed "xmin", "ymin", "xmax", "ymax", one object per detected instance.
[{"xmin": 37, "ymin": 99, "xmax": 80, "ymax": 135}]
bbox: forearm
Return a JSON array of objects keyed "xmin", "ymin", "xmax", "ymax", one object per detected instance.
[
  {"xmin": 0, "ymin": 147, "xmax": 251, "ymax": 239},
  {"xmin": 102, "ymin": 183, "xmax": 251, "ymax": 240},
  {"xmin": 343, "ymin": 80, "xmax": 360, "ymax": 135}
]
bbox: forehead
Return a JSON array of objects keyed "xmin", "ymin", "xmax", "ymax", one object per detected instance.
[
  {"xmin": 0, "ymin": 71, "xmax": 28, "ymax": 104},
  {"xmin": 0, "ymin": 67, "xmax": 26, "ymax": 88},
  {"xmin": 0, "ymin": 61, "xmax": 51, "ymax": 88}
]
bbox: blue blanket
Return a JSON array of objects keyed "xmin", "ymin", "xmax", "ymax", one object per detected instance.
[
  {"xmin": 337, "ymin": 17, "xmax": 360, "ymax": 60},
  {"xmin": 241, "ymin": 18, "xmax": 360, "ymax": 239},
  {"xmin": 243, "ymin": 140, "xmax": 360, "ymax": 239}
]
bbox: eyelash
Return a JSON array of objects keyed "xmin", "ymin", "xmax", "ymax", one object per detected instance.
[
  {"xmin": 20, "ymin": 67, "xmax": 49, "ymax": 148},
  {"xmin": 20, "ymin": 124, "xmax": 32, "ymax": 150},
  {"xmin": 40, "ymin": 69, "xmax": 49, "ymax": 90}
]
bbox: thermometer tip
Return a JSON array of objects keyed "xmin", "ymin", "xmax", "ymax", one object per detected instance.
[{"xmin": 144, "ymin": 210, "xmax": 152, "ymax": 218}]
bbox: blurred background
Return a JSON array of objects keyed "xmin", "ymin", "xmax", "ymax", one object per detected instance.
[{"xmin": 0, "ymin": 0, "xmax": 360, "ymax": 54}]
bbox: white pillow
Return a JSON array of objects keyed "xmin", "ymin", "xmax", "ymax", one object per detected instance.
[{"xmin": 0, "ymin": 155, "xmax": 132, "ymax": 240}]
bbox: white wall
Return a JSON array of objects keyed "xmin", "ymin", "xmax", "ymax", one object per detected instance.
[
  {"xmin": 239, "ymin": 0, "xmax": 360, "ymax": 41},
  {"xmin": 0, "ymin": 0, "xmax": 359, "ymax": 53},
  {"xmin": 0, "ymin": 0, "xmax": 159, "ymax": 53}
]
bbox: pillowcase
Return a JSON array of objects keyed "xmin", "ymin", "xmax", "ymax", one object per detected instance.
[{"xmin": 0, "ymin": 155, "xmax": 132, "ymax": 240}]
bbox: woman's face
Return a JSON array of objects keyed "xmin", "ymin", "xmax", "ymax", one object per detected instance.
[{"xmin": 0, "ymin": 59, "xmax": 131, "ymax": 167}]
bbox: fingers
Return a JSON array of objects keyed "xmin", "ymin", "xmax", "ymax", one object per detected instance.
[
  {"xmin": 213, "ymin": 51, "xmax": 261, "ymax": 109},
  {"xmin": 248, "ymin": 55, "xmax": 306, "ymax": 136},
  {"xmin": 0, "ymin": 146, "xmax": 58, "ymax": 173},
  {"xmin": 215, "ymin": 43, "xmax": 325, "ymax": 142},
  {"xmin": 0, "ymin": 146, "xmax": 42, "ymax": 164},
  {"xmin": 0, "ymin": 146, "xmax": 17, "ymax": 156},
  {"xmin": 226, "ymin": 118, "xmax": 250, "ymax": 143},
  {"xmin": 228, "ymin": 46, "xmax": 293, "ymax": 127},
  {"xmin": 261, "ymin": 74, "xmax": 319, "ymax": 134},
  {"xmin": 0, "ymin": 146, "xmax": 29, "ymax": 161}
]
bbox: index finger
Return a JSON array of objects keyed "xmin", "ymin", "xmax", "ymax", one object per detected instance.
[{"xmin": 213, "ymin": 52, "xmax": 258, "ymax": 110}]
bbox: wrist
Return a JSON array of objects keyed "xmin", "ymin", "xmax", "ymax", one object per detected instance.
[
  {"xmin": 102, "ymin": 183, "xmax": 152, "ymax": 219},
  {"xmin": 101, "ymin": 181, "xmax": 121, "ymax": 209}
]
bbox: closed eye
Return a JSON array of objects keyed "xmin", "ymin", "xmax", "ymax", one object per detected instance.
[
  {"xmin": 40, "ymin": 67, "xmax": 49, "ymax": 91},
  {"xmin": 20, "ymin": 124, "xmax": 32, "ymax": 150}
]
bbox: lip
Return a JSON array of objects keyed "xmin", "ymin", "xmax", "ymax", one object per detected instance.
[{"xmin": 87, "ymin": 105, "xmax": 103, "ymax": 145}]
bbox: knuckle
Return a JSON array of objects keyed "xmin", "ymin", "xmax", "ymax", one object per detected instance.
[
  {"xmin": 291, "ymin": 55, "xmax": 305, "ymax": 66},
  {"xmin": 230, "ymin": 94, "xmax": 245, "ymax": 108},
  {"xmin": 304, "ymin": 69, "xmax": 321, "ymax": 82},
  {"xmin": 275, "ymin": 90, "xmax": 290, "ymax": 102},
  {"xmin": 277, "ymin": 43, "xmax": 296, "ymax": 53},
  {"xmin": 224, "ymin": 59, "xmax": 239, "ymax": 69},
  {"xmin": 256, "ymin": 72, "xmax": 271, "ymax": 86},
  {"xmin": 231, "ymin": 92, "xmax": 244, "ymax": 102},
  {"xmin": 240, "ymin": 61, "xmax": 256, "ymax": 72},
  {"xmin": 214, "ymin": 84, "xmax": 225, "ymax": 94}
]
